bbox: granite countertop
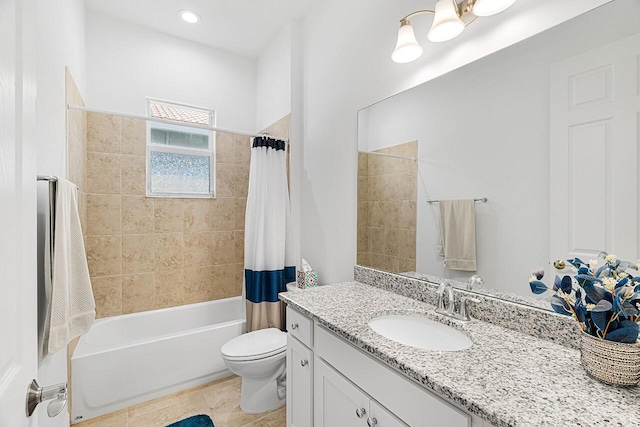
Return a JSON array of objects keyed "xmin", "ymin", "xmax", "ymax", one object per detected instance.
[{"xmin": 279, "ymin": 282, "xmax": 640, "ymax": 427}]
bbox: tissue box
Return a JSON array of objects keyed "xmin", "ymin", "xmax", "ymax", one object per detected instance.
[{"xmin": 296, "ymin": 270, "xmax": 318, "ymax": 289}]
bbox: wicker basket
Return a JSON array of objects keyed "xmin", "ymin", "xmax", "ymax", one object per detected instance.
[{"xmin": 580, "ymin": 331, "xmax": 640, "ymax": 387}]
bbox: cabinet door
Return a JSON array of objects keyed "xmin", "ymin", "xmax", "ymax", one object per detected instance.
[
  {"xmin": 369, "ymin": 401, "xmax": 408, "ymax": 427},
  {"xmin": 314, "ymin": 358, "xmax": 369, "ymax": 427},
  {"xmin": 287, "ymin": 335, "xmax": 313, "ymax": 427}
]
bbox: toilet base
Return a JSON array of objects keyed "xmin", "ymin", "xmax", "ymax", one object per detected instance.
[{"xmin": 239, "ymin": 366, "xmax": 286, "ymax": 414}]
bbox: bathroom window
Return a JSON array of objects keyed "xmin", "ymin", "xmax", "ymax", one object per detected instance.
[{"xmin": 146, "ymin": 98, "xmax": 216, "ymax": 198}]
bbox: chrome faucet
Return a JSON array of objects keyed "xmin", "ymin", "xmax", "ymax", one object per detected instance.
[
  {"xmin": 466, "ymin": 275, "xmax": 484, "ymax": 290},
  {"xmin": 436, "ymin": 281, "xmax": 479, "ymax": 321},
  {"xmin": 436, "ymin": 282, "xmax": 455, "ymax": 316},
  {"xmin": 456, "ymin": 295, "xmax": 480, "ymax": 321}
]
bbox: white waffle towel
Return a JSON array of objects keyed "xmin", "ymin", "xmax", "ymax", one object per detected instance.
[{"xmin": 43, "ymin": 178, "xmax": 95, "ymax": 357}]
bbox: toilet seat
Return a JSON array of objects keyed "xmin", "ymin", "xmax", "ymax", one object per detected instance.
[{"xmin": 221, "ymin": 328, "xmax": 286, "ymax": 362}]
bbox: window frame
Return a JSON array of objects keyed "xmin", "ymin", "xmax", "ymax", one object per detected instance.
[{"xmin": 145, "ymin": 98, "xmax": 217, "ymax": 199}]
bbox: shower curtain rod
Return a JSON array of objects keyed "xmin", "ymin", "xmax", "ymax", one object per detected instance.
[{"xmin": 67, "ymin": 104, "xmax": 289, "ymax": 143}]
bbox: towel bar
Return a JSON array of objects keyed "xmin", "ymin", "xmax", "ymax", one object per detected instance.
[
  {"xmin": 38, "ymin": 175, "xmax": 58, "ymax": 255},
  {"xmin": 427, "ymin": 197, "xmax": 488, "ymax": 204}
]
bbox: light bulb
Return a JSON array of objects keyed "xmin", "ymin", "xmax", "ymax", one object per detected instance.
[
  {"xmin": 179, "ymin": 10, "xmax": 200, "ymax": 24},
  {"xmin": 472, "ymin": 0, "xmax": 517, "ymax": 17},
  {"xmin": 391, "ymin": 21, "xmax": 424, "ymax": 63},
  {"xmin": 427, "ymin": 0, "xmax": 465, "ymax": 43}
]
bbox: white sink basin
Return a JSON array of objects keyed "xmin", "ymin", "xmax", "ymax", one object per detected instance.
[{"xmin": 368, "ymin": 315, "xmax": 472, "ymax": 351}]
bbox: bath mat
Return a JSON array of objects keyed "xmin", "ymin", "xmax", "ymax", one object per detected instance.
[{"xmin": 166, "ymin": 414, "xmax": 214, "ymax": 427}]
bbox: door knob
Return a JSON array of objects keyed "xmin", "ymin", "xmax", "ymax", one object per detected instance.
[
  {"xmin": 300, "ymin": 359, "xmax": 308, "ymax": 367},
  {"xmin": 355, "ymin": 407, "xmax": 367, "ymax": 418},
  {"xmin": 25, "ymin": 379, "xmax": 67, "ymax": 418},
  {"xmin": 367, "ymin": 417, "xmax": 378, "ymax": 426},
  {"xmin": 291, "ymin": 323, "xmax": 299, "ymax": 330},
  {"xmin": 47, "ymin": 397, "xmax": 67, "ymax": 417}
]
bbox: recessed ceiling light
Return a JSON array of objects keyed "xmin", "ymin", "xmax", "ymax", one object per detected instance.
[{"xmin": 179, "ymin": 10, "xmax": 200, "ymax": 24}]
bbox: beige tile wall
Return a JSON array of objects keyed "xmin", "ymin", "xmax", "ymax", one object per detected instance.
[
  {"xmin": 66, "ymin": 97, "xmax": 291, "ymax": 320},
  {"xmin": 357, "ymin": 141, "xmax": 417, "ymax": 274},
  {"xmin": 81, "ymin": 112, "xmax": 253, "ymax": 318}
]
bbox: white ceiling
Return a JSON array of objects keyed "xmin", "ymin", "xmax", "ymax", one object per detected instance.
[{"xmin": 84, "ymin": 0, "xmax": 317, "ymax": 58}]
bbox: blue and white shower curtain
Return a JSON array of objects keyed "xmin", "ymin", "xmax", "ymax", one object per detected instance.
[{"xmin": 244, "ymin": 137, "xmax": 295, "ymax": 332}]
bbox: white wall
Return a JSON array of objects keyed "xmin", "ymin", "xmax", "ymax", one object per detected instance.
[
  {"xmin": 85, "ymin": 11, "xmax": 256, "ymax": 132},
  {"xmin": 256, "ymin": 23, "xmax": 292, "ymax": 132},
  {"xmin": 299, "ymin": 0, "xmax": 611, "ymax": 285},
  {"xmin": 254, "ymin": 20, "xmax": 302, "ymax": 269},
  {"xmin": 287, "ymin": 20, "xmax": 304, "ymax": 272},
  {"xmin": 36, "ymin": 1, "xmax": 86, "ymax": 425},
  {"xmin": 359, "ymin": 0, "xmax": 638, "ymax": 295},
  {"xmin": 37, "ymin": 0, "xmax": 85, "ymax": 177}
]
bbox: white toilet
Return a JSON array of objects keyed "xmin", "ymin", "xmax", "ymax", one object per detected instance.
[{"xmin": 221, "ymin": 328, "xmax": 287, "ymax": 414}]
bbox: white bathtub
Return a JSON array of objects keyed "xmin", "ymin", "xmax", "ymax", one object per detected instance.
[{"xmin": 71, "ymin": 297, "xmax": 245, "ymax": 423}]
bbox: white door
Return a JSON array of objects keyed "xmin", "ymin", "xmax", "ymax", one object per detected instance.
[
  {"xmin": 550, "ymin": 33, "xmax": 640, "ymax": 263},
  {"xmin": 287, "ymin": 336, "xmax": 313, "ymax": 427},
  {"xmin": 0, "ymin": 0, "xmax": 39, "ymax": 425},
  {"xmin": 314, "ymin": 358, "xmax": 369, "ymax": 427}
]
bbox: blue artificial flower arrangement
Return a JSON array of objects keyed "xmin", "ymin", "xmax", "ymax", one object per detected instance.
[{"xmin": 529, "ymin": 254, "xmax": 640, "ymax": 344}]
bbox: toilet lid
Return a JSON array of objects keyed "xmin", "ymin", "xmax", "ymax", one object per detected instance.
[{"xmin": 221, "ymin": 328, "xmax": 286, "ymax": 361}]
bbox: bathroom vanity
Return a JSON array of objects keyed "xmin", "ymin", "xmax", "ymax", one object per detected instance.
[
  {"xmin": 281, "ymin": 279, "xmax": 640, "ymax": 427},
  {"xmin": 285, "ymin": 304, "xmax": 476, "ymax": 427},
  {"xmin": 283, "ymin": 284, "xmax": 494, "ymax": 427}
]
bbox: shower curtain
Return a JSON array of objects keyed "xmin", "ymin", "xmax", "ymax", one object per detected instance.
[{"xmin": 244, "ymin": 136, "xmax": 295, "ymax": 332}]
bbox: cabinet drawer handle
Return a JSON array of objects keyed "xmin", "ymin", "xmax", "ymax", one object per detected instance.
[
  {"xmin": 355, "ymin": 408, "xmax": 367, "ymax": 418},
  {"xmin": 300, "ymin": 359, "xmax": 308, "ymax": 367},
  {"xmin": 367, "ymin": 418, "xmax": 378, "ymax": 427},
  {"xmin": 291, "ymin": 323, "xmax": 299, "ymax": 330}
]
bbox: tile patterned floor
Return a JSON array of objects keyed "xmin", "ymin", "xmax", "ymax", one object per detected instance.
[{"xmin": 75, "ymin": 376, "xmax": 286, "ymax": 427}]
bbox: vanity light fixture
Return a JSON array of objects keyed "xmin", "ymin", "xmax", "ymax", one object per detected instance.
[
  {"xmin": 179, "ymin": 9, "xmax": 200, "ymax": 24},
  {"xmin": 391, "ymin": 0, "xmax": 517, "ymax": 63}
]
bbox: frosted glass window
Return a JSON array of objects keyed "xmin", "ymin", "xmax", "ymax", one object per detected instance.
[
  {"xmin": 149, "ymin": 151, "xmax": 211, "ymax": 194},
  {"xmin": 146, "ymin": 99, "xmax": 216, "ymax": 198}
]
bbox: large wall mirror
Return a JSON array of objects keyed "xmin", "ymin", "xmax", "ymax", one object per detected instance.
[{"xmin": 357, "ymin": 0, "xmax": 640, "ymax": 310}]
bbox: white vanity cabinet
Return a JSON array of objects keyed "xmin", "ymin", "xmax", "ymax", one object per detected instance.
[
  {"xmin": 315, "ymin": 357, "xmax": 407, "ymax": 427},
  {"xmin": 287, "ymin": 334, "xmax": 314, "ymax": 427},
  {"xmin": 314, "ymin": 326, "xmax": 470, "ymax": 427},
  {"xmin": 286, "ymin": 306, "xmax": 314, "ymax": 427},
  {"xmin": 286, "ymin": 306, "xmax": 494, "ymax": 427}
]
